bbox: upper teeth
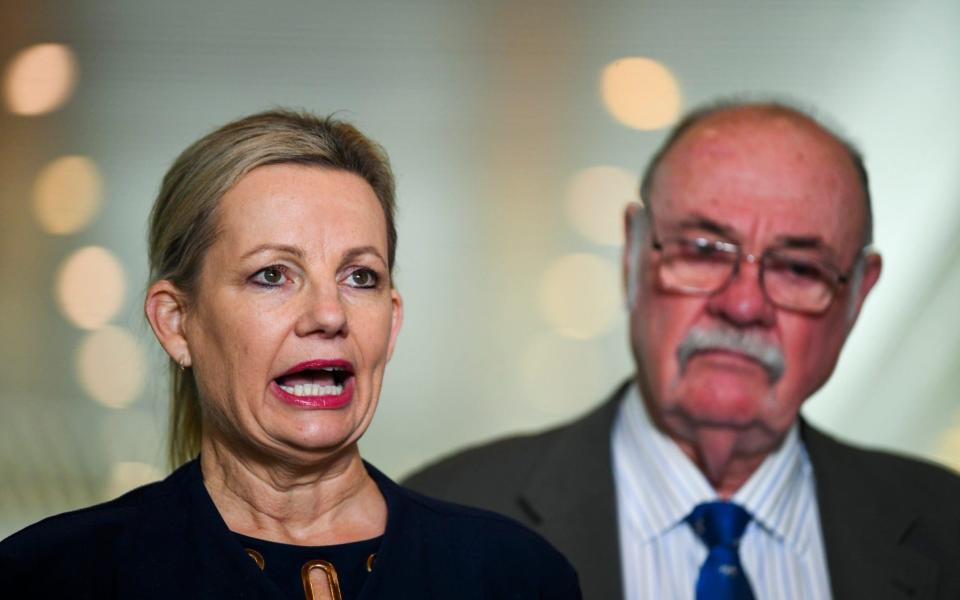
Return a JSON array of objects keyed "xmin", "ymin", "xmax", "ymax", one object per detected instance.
[{"xmin": 280, "ymin": 383, "xmax": 344, "ymax": 397}]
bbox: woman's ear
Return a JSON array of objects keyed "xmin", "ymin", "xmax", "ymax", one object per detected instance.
[
  {"xmin": 145, "ymin": 280, "xmax": 192, "ymax": 368},
  {"xmin": 385, "ymin": 287, "xmax": 404, "ymax": 362}
]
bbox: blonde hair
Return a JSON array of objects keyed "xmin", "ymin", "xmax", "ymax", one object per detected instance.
[{"xmin": 147, "ymin": 109, "xmax": 397, "ymax": 469}]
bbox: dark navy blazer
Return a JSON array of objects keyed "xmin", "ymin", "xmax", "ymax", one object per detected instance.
[{"xmin": 0, "ymin": 459, "xmax": 581, "ymax": 599}]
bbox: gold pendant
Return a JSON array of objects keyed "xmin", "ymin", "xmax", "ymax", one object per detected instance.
[
  {"xmin": 245, "ymin": 546, "xmax": 375, "ymax": 599},
  {"xmin": 301, "ymin": 559, "xmax": 343, "ymax": 600},
  {"xmin": 245, "ymin": 548, "xmax": 266, "ymax": 571}
]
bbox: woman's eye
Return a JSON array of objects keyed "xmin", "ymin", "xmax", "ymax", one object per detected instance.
[
  {"xmin": 252, "ymin": 265, "xmax": 288, "ymax": 287},
  {"xmin": 346, "ymin": 268, "xmax": 379, "ymax": 289}
]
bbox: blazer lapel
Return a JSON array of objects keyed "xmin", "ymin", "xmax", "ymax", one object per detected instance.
[
  {"xmin": 518, "ymin": 381, "xmax": 630, "ymax": 600},
  {"xmin": 803, "ymin": 422, "xmax": 938, "ymax": 600}
]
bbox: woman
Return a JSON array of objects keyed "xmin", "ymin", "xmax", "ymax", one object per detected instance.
[{"xmin": 0, "ymin": 110, "xmax": 580, "ymax": 599}]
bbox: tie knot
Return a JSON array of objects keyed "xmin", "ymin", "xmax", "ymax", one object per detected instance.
[{"xmin": 687, "ymin": 502, "xmax": 752, "ymax": 548}]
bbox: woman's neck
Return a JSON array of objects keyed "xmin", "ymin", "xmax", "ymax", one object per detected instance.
[{"xmin": 200, "ymin": 437, "xmax": 387, "ymax": 546}]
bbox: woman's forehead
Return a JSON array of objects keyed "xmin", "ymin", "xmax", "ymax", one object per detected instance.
[{"xmin": 212, "ymin": 165, "xmax": 388, "ymax": 257}]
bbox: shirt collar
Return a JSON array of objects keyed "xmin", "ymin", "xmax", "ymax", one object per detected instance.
[
  {"xmin": 613, "ymin": 383, "xmax": 715, "ymax": 543},
  {"xmin": 613, "ymin": 383, "xmax": 814, "ymax": 552},
  {"xmin": 733, "ymin": 424, "xmax": 815, "ymax": 552}
]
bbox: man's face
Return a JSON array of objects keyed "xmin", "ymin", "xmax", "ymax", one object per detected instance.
[{"xmin": 626, "ymin": 108, "xmax": 881, "ymax": 466}]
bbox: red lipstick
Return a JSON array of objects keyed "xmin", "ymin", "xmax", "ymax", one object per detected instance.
[{"xmin": 271, "ymin": 359, "xmax": 355, "ymax": 409}]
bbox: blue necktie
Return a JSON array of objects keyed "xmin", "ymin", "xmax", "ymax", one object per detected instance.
[{"xmin": 687, "ymin": 502, "xmax": 756, "ymax": 600}]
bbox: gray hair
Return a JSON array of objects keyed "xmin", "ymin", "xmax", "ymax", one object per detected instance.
[{"xmin": 677, "ymin": 327, "xmax": 786, "ymax": 383}]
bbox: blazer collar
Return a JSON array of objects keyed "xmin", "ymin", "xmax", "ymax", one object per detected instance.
[
  {"xmin": 518, "ymin": 379, "xmax": 630, "ymax": 600},
  {"xmin": 803, "ymin": 421, "xmax": 938, "ymax": 599}
]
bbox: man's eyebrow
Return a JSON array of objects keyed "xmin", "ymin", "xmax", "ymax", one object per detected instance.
[
  {"xmin": 241, "ymin": 243, "xmax": 305, "ymax": 260},
  {"xmin": 773, "ymin": 235, "xmax": 826, "ymax": 249},
  {"xmin": 674, "ymin": 218, "xmax": 840, "ymax": 258},
  {"xmin": 676, "ymin": 216, "xmax": 737, "ymax": 238},
  {"xmin": 769, "ymin": 235, "xmax": 843, "ymax": 264}
]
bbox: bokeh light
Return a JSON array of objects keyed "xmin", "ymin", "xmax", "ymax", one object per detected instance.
[
  {"xmin": 538, "ymin": 253, "xmax": 622, "ymax": 340},
  {"xmin": 104, "ymin": 461, "xmax": 163, "ymax": 500},
  {"xmin": 566, "ymin": 165, "xmax": 637, "ymax": 246},
  {"xmin": 933, "ymin": 413, "xmax": 960, "ymax": 473},
  {"xmin": 32, "ymin": 155, "xmax": 103, "ymax": 235},
  {"xmin": 521, "ymin": 332, "xmax": 609, "ymax": 416},
  {"xmin": 55, "ymin": 246, "xmax": 126, "ymax": 330},
  {"xmin": 3, "ymin": 43, "xmax": 78, "ymax": 116},
  {"xmin": 601, "ymin": 57, "xmax": 681, "ymax": 130},
  {"xmin": 76, "ymin": 326, "xmax": 145, "ymax": 409}
]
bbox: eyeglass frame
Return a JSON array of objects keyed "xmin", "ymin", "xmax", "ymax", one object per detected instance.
[{"xmin": 644, "ymin": 213, "xmax": 869, "ymax": 315}]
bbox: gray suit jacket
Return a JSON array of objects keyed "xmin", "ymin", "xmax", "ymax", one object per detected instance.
[{"xmin": 404, "ymin": 381, "xmax": 960, "ymax": 599}]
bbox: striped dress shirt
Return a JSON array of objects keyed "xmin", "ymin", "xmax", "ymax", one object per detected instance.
[{"xmin": 612, "ymin": 384, "xmax": 832, "ymax": 599}]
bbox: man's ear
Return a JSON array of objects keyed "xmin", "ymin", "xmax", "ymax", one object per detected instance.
[
  {"xmin": 846, "ymin": 251, "xmax": 882, "ymax": 328},
  {"xmin": 145, "ymin": 280, "xmax": 192, "ymax": 368},
  {"xmin": 623, "ymin": 202, "xmax": 644, "ymax": 304}
]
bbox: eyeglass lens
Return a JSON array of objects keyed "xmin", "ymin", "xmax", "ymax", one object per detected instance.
[{"xmin": 658, "ymin": 239, "xmax": 836, "ymax": 313}]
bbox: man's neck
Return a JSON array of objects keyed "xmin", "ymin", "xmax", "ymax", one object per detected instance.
[
  {"xmin": 200, "ymin": 437, "xmax": 387, "ymax": 546},
  {"xmin": 671, "ymin": 426, "xmax": 769, "ymax": 498},
  {"xmin": 642, "ymin": 397, "xmax": 782, "ymax": 498}
]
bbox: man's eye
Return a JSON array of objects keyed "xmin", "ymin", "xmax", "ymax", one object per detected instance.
[
  {"xmin": 682, "ymin": 238, "xmax": 727, "ymax": 259},
  {"xmin": 692, "ymin": 239, "xmax": 716, "ymax": 253},
  {"xmin": 783, "ymin": 261, "xmax": 823, "ymax": 280},
  {"xmin": 768, "ymin": 257, "xmax": 827, "ymax": 282},
  {"xmin": 346, "ymin": 268, "xmax": 379, "ymax": 289},
  {"xmin": 252, "ymin": 265, "xmax": 288, "ymax": 286}
]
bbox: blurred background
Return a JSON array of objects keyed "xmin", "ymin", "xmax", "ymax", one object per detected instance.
[{"xmin": 2, "ymin": 0, "xmax": 959, "ymax": 537}]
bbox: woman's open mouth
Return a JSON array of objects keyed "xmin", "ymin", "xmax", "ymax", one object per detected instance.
[{"xmin": 271, "ymin": 359, "xmax": 355, "ymax": 409}]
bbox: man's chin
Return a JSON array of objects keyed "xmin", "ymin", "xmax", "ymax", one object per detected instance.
[
  {"xmin": 685, "ymin": 350, "xmax": 775, "ymax": 380},
  {"xmin": 670, "ymin": 359, "xmax": 774, "ymax": 426}
]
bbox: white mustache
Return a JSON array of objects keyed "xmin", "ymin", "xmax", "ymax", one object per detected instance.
[{"xmin": 676, "ymin": 328, "xmax": 786, "ymax": 383}]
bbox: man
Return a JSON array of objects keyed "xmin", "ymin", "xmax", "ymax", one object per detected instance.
[{"xmin": 405, "ymin": 102, "xmax": 960, "ymax": 599}]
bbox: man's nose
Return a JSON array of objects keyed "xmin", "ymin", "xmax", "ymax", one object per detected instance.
[
  {"xmin": 706, "ymin": 259, "xmax": 776, "ymax": 327},
  {"xmin": 294, "ymin": 284, "xmax": 348, "ymax": 338}
]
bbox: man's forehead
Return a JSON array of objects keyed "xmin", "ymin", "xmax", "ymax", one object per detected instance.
[
  {"xmin": 646, "ymin": 107, "xmax": 868, "ymax": 257},
  {"xmin": 667, "ymin": 107, "xmax": 847, "ymax": 167}
]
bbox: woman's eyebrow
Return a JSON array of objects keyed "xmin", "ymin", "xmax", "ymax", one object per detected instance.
[
  {"xmin": 241, "ymin": 243, "xmax": 306, "ymax": 260},
  {"xmin": 239, "ymin": 244, "xmax": 386, "ymax": 265},
  {"xmin": 342, "ymin": 245, "xmax": 386, "ymax": 265}
]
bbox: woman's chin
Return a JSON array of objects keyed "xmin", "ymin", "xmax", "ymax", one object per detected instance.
[{"xmin": 249, "ymin": 417, "xmax": 367, "ymax": 461}]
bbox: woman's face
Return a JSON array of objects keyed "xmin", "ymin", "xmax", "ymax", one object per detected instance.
[{"xmin": 184, "ymin": 164, "xmax": 402, "ymax": 461}]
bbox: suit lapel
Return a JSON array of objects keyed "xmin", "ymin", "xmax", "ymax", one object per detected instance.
[
  {"xmin": 803, "ymin": 422, "xmax": 938, "ymax": 599},
  {"xmin": 512, "ymin": 391, "xmax": 944, "ymax": 599},
  {"xmin": 518, "ymin": 382, "xmax": 630, "ymax": 600}
]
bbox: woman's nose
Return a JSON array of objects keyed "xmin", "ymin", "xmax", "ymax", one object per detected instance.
[{"xmin": 295, "ymin": 284, "xmax": 348, "ymax": 338}]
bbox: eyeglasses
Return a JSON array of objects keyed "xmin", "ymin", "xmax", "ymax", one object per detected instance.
[{"xmin": 650, "ymin": 234, "xmax": 860, "ymax": 315}]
